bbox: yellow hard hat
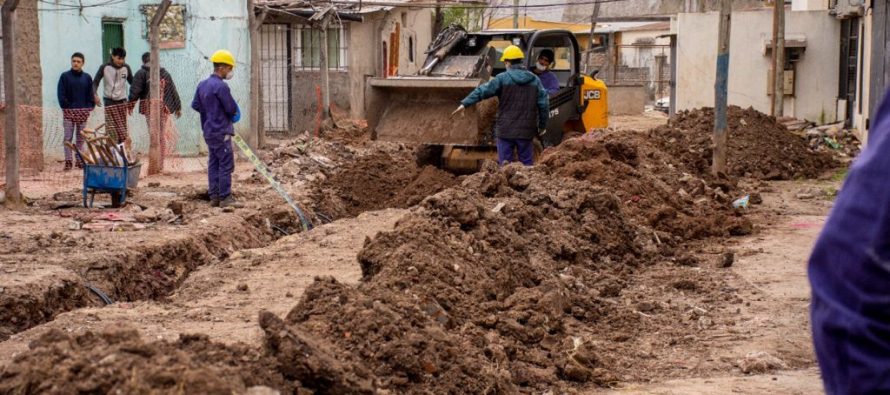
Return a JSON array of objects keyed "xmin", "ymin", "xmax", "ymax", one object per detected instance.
[
  {"xmin": 210, "ymin": 49, "xmax": 235, "ymax": 67},
  {"xmin": 500, "ymin": 45, "xmax": 525, "ymax": 62}
]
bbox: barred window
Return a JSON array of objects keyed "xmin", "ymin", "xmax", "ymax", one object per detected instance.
[{"xmin": 295, "ymin": 25, "xmax": 348, "ymax": 70}]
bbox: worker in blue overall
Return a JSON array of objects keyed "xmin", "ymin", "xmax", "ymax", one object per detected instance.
[
  {"xmin": 191, "ymin": 49, "xmax": 243, "ymax": 208},
  {"xmin": 808, "ymin": 87, "xmax": 890, "ymax": 394},
  {"xmin": 453, "ymin": 45, "xmax": 549, "ymax": 166}
]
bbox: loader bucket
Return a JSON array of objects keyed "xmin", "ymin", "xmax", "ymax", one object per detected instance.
[{"xmin": 367, "ymin": 77, "xmax": 496, "ymax": 146}]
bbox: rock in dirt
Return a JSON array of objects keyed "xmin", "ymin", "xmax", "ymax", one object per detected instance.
[
  {"xmin": 749, "ymin": 192, "xmax": 763, "ymax": 205},
  {"xmin": 737, "ymin": 351, "xmax": 789, "ymax": 374},
  {"xmin": 717, "ymin": 252, "xmax": 735, "ymax": 268}
]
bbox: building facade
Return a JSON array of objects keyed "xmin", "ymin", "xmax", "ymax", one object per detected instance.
[{"xmin": 38, "ymin": 0, "xmax": 252, "ymax": 157}]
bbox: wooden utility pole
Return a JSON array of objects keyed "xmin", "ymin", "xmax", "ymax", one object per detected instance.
[
  {"xmin": 712, "ymin": 0, "xmax": 731, "ymax": 177},
  {"xmin": 148, "ymin": 0, "xmax": 171, "ymax": 175},
  {"xmin": 2, "ymin": 0, "xmax": 21, "ymax": 207},
  {"xmin": 773, "ymin": 0, "xmax": 785, "ymax": 117},
  {"xmin": 584, "ymin": 1, "xmax": 601, "ymax": 74},
  {"xmin": 249, "ymin": 0, "xmax": 268, "ymax": 148},
  {"xmin": 433, "ymin": 0, "xmax": 443, "ymax": 36},
  {"xmin": 319, "ymin": 14, "xmax": 332, "ymax": 120},
  {"xmin": 769, "ymin": 0, "xmax": 779, "ymax": 116},
  {"xmin": 512, "ymin": 0, "xmax": 519, "ymax": 28}
]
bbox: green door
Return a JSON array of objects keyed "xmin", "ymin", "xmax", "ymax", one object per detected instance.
[{"xmin": 101, "ymin": 21, "xmax": 124, "ymax": 62}]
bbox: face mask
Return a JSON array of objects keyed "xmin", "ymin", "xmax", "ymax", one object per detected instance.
[
  {"xmin": 225, "ymin": 69, "xmax": 235, "ymax": 80},
  {"xmin": 536, "ymin": 63, "xmax": 547, "ymax": 71}
]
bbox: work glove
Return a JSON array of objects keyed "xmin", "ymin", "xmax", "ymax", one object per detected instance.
[
  {"xmin": 231, "ymin": 106, "xmax": 241, "ymax": 123},
  {"xmin": 451, "ymin": 105, "xmax": 465, "ymax": 117}
]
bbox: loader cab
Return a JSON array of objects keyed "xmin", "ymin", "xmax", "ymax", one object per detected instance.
[
  {"xmin": 479, "ymin": 29, "xmax": 581, "ymax": 90},
  {"xmin": 526, "ymin": 30, "xmax": 581, "ymax": 91}
]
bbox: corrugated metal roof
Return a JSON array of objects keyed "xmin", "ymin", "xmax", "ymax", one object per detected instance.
[{"xmin": 255, "ymin": 0, "xmax": 414, "ymax": 14}]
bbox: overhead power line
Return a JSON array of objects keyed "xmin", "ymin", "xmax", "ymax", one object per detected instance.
[{"xmin": 261, "ymin": 0, "xmax": 629, "ymax": 10}]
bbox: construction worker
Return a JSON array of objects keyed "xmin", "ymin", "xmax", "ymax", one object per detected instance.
[
  {"xmin": 191, "ymin": 49, "xmax": 243, "ymax": 208},
  {"xmin": 57, "ymin": 52, "xmax": 95, "ymax": 170},
  {"xmin": 452, "ymin": 45, "xmax": 549, "ymax": 166},
  {"xmin": 93, "ymin": 47, "xmax": 134, "ymax": 149},
  {"xmin": 808, "ymin": 87, "xmax": 890, "ymax": 394},
  {"xmin": 532, "ymin": 49, "xmax": 560, "ymax": 95}
]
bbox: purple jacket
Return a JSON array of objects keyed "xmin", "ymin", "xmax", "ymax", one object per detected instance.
[
  {"xmin": 191, "ymin": 74, "xmax": 237, "ymax": 143},
  {"xmin": 808, "ymin": 88, "xmax": 890, "ymax": 394},
  {"xmin": 536, "ymin": 70, "xmax": 560, "ymax": 94}
]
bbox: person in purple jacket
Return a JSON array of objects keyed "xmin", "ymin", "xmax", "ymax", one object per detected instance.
[
  {"xmin": 532, "ymin": 49, "xmax": 560, "ymax": 95},
  {"xmin": 57, "ymin": 52, "xmax": 96, "ymax": 170},
  {"xmin": 808, "ymin": 86, "xmax": 890, "ymax": 394},
  {"xmin": 191, "ymin": 49, "xmax": 242, "ymax": 208}
]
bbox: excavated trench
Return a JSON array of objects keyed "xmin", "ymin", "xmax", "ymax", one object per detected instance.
[
  {"xmin": 0, "ymin": 196, "xmax": 302, "ymax": 342},
  {"xmin": 0, "ymin": 146, "xmax": 459, "ymax": 343}
]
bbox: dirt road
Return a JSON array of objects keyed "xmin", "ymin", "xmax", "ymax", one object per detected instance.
[{"xmin": 595, "ymin": 180, "xmax": 834, "ymax": 393}]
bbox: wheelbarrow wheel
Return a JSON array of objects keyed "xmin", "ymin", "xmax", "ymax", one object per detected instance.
[{"xmin": 110, "ymin": 191, "xmax": 124, "ymax": 208}]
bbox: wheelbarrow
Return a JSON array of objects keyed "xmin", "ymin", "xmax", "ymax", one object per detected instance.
[{"xmin": 75, "ymin": 149, "xmax": 142, "ymax": 208}]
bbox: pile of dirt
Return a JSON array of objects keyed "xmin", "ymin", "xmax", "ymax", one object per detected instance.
[
  {"xmin": 651, "ymin": 106, "xmax": 838, "ymax": 180},
  {"xmin": 0, "ymin": 328, "xmax": 291, "ymax": 394},
  {"xmin": 540, "ymin": 135, "xmax": 752, "ymax": 240},
  {"xmin": 309, "ymin": 150, "xmax": 459, "ymax": 219},
  {"xmin": 260, "ymin": 162, "xmax": 734, "ymax": 392},
  {"xmin": 259, "ymin": 134, "xmax": 459, "ymax": 220}
]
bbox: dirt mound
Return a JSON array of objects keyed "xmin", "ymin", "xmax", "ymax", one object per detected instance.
[
  {"xmin": 261, "ymin": 162, "xmax": 734, "ymax": 392},
  {"xmin": 0, "ymin": 328, "xmax": 290, "ymax": 394},
  {"xmin": 260, "ymin": 134, "xmax": 458, "ymax": 221},
  {"xmin": 540, "ymin": 136, "xmax": 752, "ymax": 239},
  {"xmin": 651, "ymin": 106, "xmax": 838, "ymax": 180},
  {"xmin": 310, "ymin": 151, "xmax": 458, "ymax": 219}
]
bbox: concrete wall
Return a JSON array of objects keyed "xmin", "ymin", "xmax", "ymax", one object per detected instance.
[
  {"xmin": 348, "ymin": 18, "xmax": 379, "ymax": 122},
  {"xmin": 292, "ymin": 71, "xmax": 351, "ymax": 131},
  {"xmin": 609, "ymin": 85, "xmax": 647, "ymax": 115},
  {"xmin": 792, "ymin": 0, "xmax": 830, "ymax": 11},
  {"xmin": 283, "ymin": 7, "xmax": 432, "ymax": 131},
  {"xmin": 38, "ymin": 0, "xmax": 251, "ymax": 157},
  {"xmin": 676, "ymin": 10, "xmax": 840, "ymax": 124}
]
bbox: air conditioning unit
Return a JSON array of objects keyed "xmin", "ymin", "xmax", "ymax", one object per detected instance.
[{"xmin": 834, "ymin": 0, "xmax": 865, "ymax": 18}]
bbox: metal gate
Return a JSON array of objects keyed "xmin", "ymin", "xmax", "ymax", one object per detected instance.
[
  {"xmin": 839, "ymin": 17, "xmax": 860, "ymax": 127},
  {"xmin": 260, "ymin": 24, "xmax": 291, "ymax": 133}
]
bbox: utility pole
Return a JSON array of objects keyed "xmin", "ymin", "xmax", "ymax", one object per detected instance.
[
  {"xmin": 769, "ymin": 0, "xmax": 778, "ymax": 116},
  {"xmin": 248, "ymin": 0, "xmax": 268, "ymax": 149},
  {"xmin": 148, "ymin": 0, "xmax": 171, "ymax": 175},
  {"xmin": 2, "ymin": 0, "xmax": 21, "ymax": 208},
  {"xmin": 319, "ymin": 14, "xmax": 332, "ymax": 121},
  {"xmin": 773, "ymin": 0, "xmax": 785, "ymax": 117},
  {"xmin": 512, "ymin": 0, "xmax": 519, "ymax": 28},
  {"xmin": 712, "ymin": 0, "xmax": 731, "ymax": 177},
  {"xmin": 433, "ymin": 0, "xmax": 443, "ymax": 36},
  {"xmin": 584, "ymin": 1, "xmax": 601, "ymax": 74}
]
